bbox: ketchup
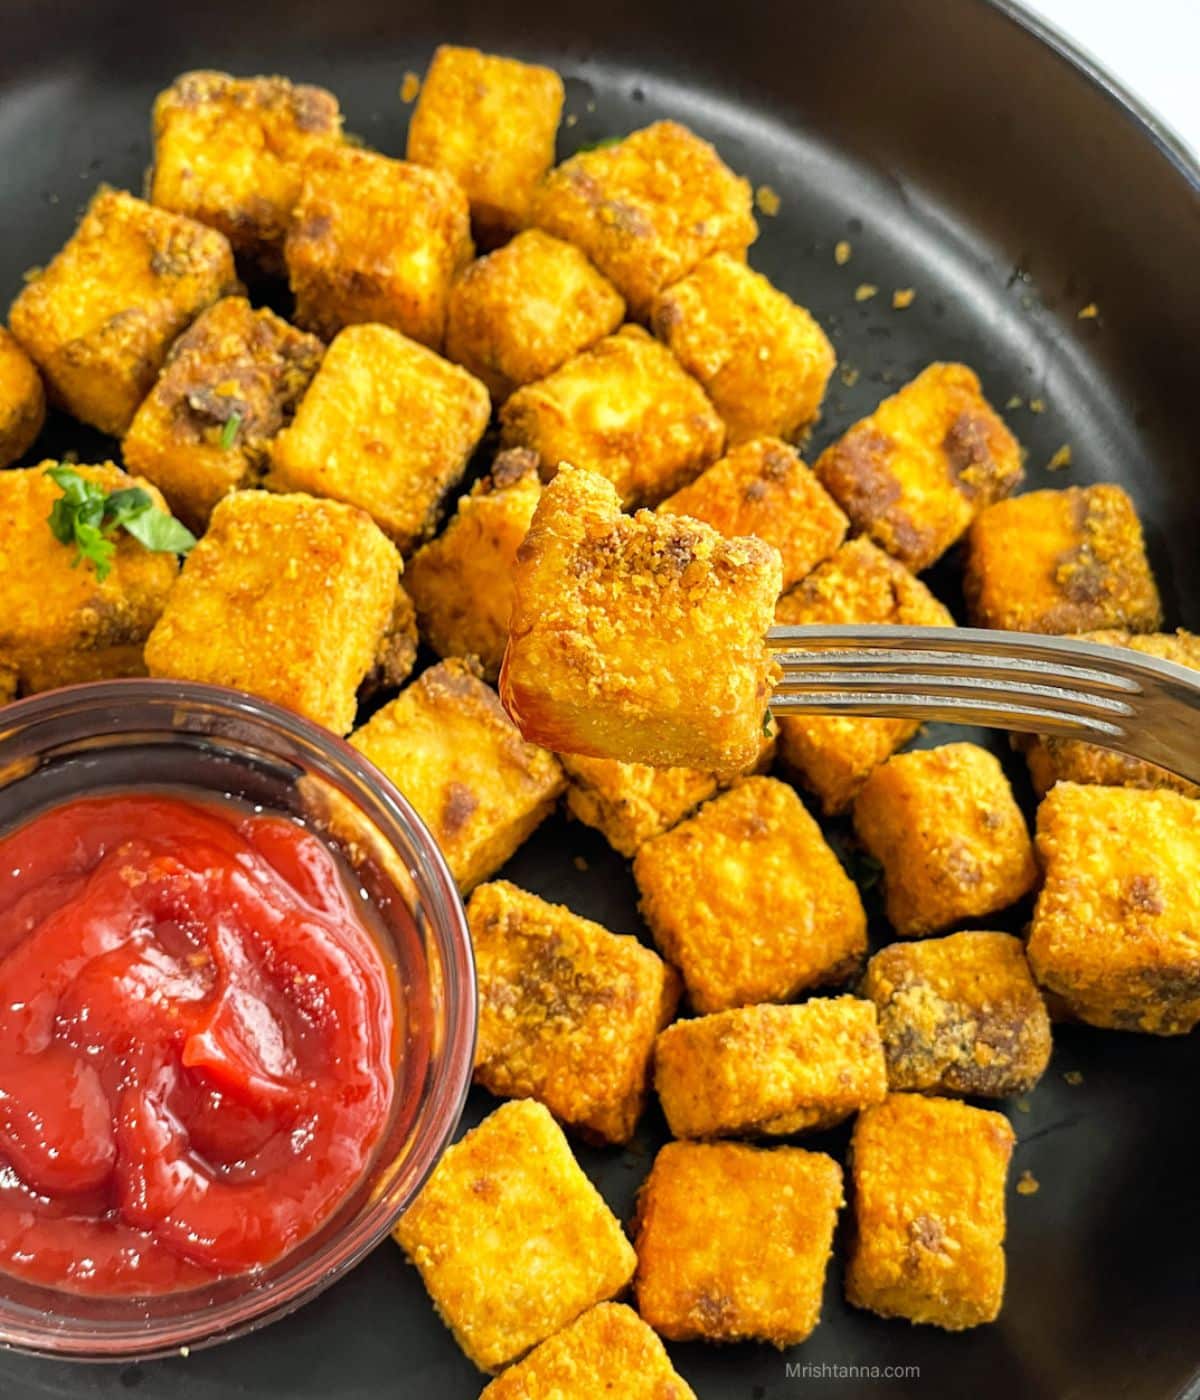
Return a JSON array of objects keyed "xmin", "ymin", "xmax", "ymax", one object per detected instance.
[{"xmin": 0, "ymin": 793, "xmax": 396, "ymax": 1295}]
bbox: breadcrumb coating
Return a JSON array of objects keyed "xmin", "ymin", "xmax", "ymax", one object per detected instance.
[{"xmin": 0, "ymin": 327, "xmax": 44, "ymax": 467}]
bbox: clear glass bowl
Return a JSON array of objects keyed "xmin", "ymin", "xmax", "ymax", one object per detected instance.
[{"xmin": 0, "ymin": 679, "xmax": 476, "ymax": 1361}]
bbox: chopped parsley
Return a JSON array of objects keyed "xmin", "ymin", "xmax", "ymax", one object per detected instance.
[{"xmin": 45, "ymin": 464, "xmax": 197, "ymax": 582}]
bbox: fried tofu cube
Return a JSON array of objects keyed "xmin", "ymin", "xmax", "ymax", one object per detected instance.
[
  {"xmin": 773, "ymin": 538, "xmax": 955, "ymax": 813},
  {"xmin": 1017, "ymin": 629, "xmax": 1200, "ymax": 797},
  {"xmin": 0, "ymin": 327, "xmax": 45, "ymax": 467},
  {"xmin": 651, "ymin": 254, "xmax": 835, "ymax": 444},
  {"xmin": 365, "ymin": 581, "xmax": 420, "ymax": 694},
  {"xmin": 0, "ymin": 463, "xmax": 178, "ymax": 694},
  {"xmin": 123, "ymin": 296, "xmax": 323, "ymax": 530},
  {"xmin": 407, "ymin": 46, "xmax": 564, "ymax": 248},
  {"xmin": 394, "ymin": 1099, "xmax": 636, "ymax": 1373},
  {"xmin": 853, "ymin": 743, "xmax": 1037, "ymax": 938},
  {"xmin": 268, "ymin": 323, "xmax": 490, "ymax": 553},
  {"xmin": 149, "ymin": 70, "xmax": 343, "ymax": 271},
  {"xmin": 862, "ymin": 931, "xmax": 1052, "ymax": 1097},
  {"xmin": 659, "ymin": 436, "xmax": 846, "ymax": 591},
  {"xmin": 1027, "ymin": 783, "xmax": 1200, "ymax": 1034},
  {"xmin": 634, "ymin": 777, "xmax": 866, "ymax": 1012},
  {"xmin": 964, "ymin": 484, "xmax": 1161, "ymax": 633},
  {"xmin": 404, "ymin": 448, "xmax": 541, "ymax": 679},
  {"xmin": 501, "ymin": 325, "xmax": 724, "ymax": 507},
  {"xmin": 284, "ymin": 145, "xmax": 472, "ymax": 348},
  {"xmin": 480, "ymin": 1303, "xmax": 696, "ymax": 1400},
  {"xmin": 814, "ymin": 363, "xmax": 1022, "ymax": 573},
  {"xmin": 8, "ymin": 187, "xmax": 237, "ymax": 437},
  {"xmin": 468, "ymin": 880, "xmax": 680, "ymax": 1143},
  {"xmin": 654, "ymin": 996, "xmax": 887, "ymax": 1139},
  {"xmin": 500, "ymin": 466, "xmax": 780, "ymax": 773},
  {"xmin": 143, "ymin": 490, "xmax": 398, "ymax": 733},
  {"xmin": 845, "ymin": 1094, "xmax": 1014, "ymax": 1330},
  {"xmin": 350, "ymin": 659, "xmax": 564, "ymax": 893},
  {"xmin": 633, "ymin": 1141, "xmax": 843, "ymax": 1346},
  {"xmin": 445, "ymin": 230, "xmax": 624, "ymax": 402},
  {"xmin": 532, "ymin": 120, "xmax": 757, "ymax": 320}
]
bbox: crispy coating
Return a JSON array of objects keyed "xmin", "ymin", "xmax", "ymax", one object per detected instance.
[
  {"xmin": 404, "ymin": 448, "xmax": 542, "ymax": 679},
  {"xmin": 853, "ymin": 743, "xmax": 1037, "ymax": 937},
  {"xmin": 862, "ymin": 931, "xmax": 1051, "ymax": 1097},
  {"xmin": 845, "ymin": 1094, "xmax": 1014, "ymax": 1330},
  {"xmin": 651, "ymin": 253, "xmax": 835, "ymax": 444},
  {"xmin": 773, "ymin": 538, "xmax": 955, "ymax": 813},
  {"xmin": 149, "ymin": 70, "xmax": 343, "ymax": 270},
  {"xmin": 634, "ymin": 777, "xmax": 867, "ymax": 1012},
  {"xmin": 123, "ymin": 295, "xmax": 323, "ymax": 530},
  {"xmin": 444, "ymin": 230, "xmax": 624, "ymax": 401},
  {"xmin": 532, "ymin": 120, "xmax": 757, "ymax": 320},
  {"xmin": 654, "ymin": 996, "xmax": 887, "ymax": 1139},
  {"xmin": 8, "ymin": 187, "xmax": 237, "ymax": 436},
  {"xmin": 363, "ymin": 582, "xmax": 420, "ymax": 694},
  {"xmin": 659, "ymin": 436, "xmax": 847, "ymax": 591},
  {"xmin": 284, "ymin": 145, "xmax": 473, "ymax": 348},
  {"xmin": 268, "ymin": 323, "xmax": 490, "ymax": 554},
  {"xmin": 0, "ymin": 327, "xmax": 45, "ymax": 467},
  {"xmin": 407, "ymin": 46, "xmax": 564, "ymax": 248},
  {"xmin": 501, "ymin": 325, "xmax": 725, "ymax": 508},
  {"xmin": 0, "ymin": 462, "xmax": 178, "ymax": 693},
  {"xmin": 633, "ymin": 1141, "xmax": 843, "ymax": 1346},
  {"xmin": 964, "ymin": 484, "xmax": 1161, "ymax": 633},
  {"xmin": 814, "ymin": 363, "xmax": 1022, "ymax": 573},
  {"xmin": 1027, "ymin": 783, "xmax": 1200, "ymax": 1034},
  {"xmin": 468, "ymin": 880, "xmax": 680, "ymax": 1144},
  {"xmin": 479, "ymin": 1303, "xmax": 696, "ymax": 1400},
  {"xmin": 144, "ymin": 490, "xmax": 398, "ymax": 734},
  {"xmin": 350, "ymin": 659, "xmax": 564, "ymax": 893},
  {"xmin": 1018, "ymin": 629, "xmax": 1200, "ymax": 798},
  {"xmin": 500, "ymin": 466, "xmax": 780, "ymax": 773},
  {"xmin": 394, "ymin": 1099, "xmax": 636, "ymax": 1374}
]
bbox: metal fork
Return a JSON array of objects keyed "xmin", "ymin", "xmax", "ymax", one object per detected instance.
[{"xmin": 766, "ymin": 625, "xmax": 1200, "ymax": 786}]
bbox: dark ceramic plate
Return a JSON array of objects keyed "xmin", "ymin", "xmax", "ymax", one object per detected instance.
[{"xmin": 1, "ymin": 1, "xmax": 1198, "ymax": 1396}]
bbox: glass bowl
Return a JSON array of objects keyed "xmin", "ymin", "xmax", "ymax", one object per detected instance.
[{"xmin": 0, "ymin": 679, "xmax": 476, "ymax": 1361}]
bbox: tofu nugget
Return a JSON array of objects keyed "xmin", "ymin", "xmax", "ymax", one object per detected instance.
[
  {"xmin": 651, "ymin": 254, "xmax": 835, "ymax": 444},
  {"xmin": 634, "ymin": 777, "xmax": 867, "ymax": 1012},
  {"xmin": 773, "ymin": 538, "xmax": 955, "ymax": 813},
  {"xmin": 8, "ymin": 187, "xmax": 237, "ymax": 436},
  {"xmin": 634, "ymin": 1141, "xmax": 843, "ymax": 1346},
  {"xmin": 845, "ymin": 1095, "xmax": 1015, "ymax": 1330},
  {"xmin": 150, "ymin": 70, "xmax": 343, "ymax": 271},
  {"xmin": 404, "ymin": 448, "xmax": 542, "ymax": 680},
  {"xmin": 533, "ymin": 120, "xmax": 757, "ymax": 320},
  {"xmin": 659, "ymin": 436, "xmax": 847, "ymax": 591},
  {"xmin": 0, "ymin": 463, "xmax": 178, "ymax": 694},
  {"xmin": 394, "ymin": 1099, "xmax": 636, "ymax": 1374},
  {"xmin": 364, "ymin": 581, "xmax": 420, "ymax": 693},
  {"xmin": 407, "ymin": 46, "xmax": 564, "ymax": 247},
  {"xmin": 862, "ymin": 931, "xmax": 1052, "ymax": 1097},
  {"xmin": 654, "ymin": 996, "xmax": 887, "ymax": 1139},
  {"xmin": 0, "ymin": 327, "xmax": 45, "ymax": 467},
  {"xmin": 964, "ymin": 484, "xmax": 1161, "ymax": 632},
  {"xmin": 123, "ymin": 296, "xmax": 323, "ymax": 530},
  {"xmin": 268, "ymin": 323, "xmax": 490, "ymax": 554},
  {"xmin": 350, "ymin": 659, "xmax": 564, "ymax": 893},
  {"xmin": 468, "ymin": 880, "xmax": 680, "ymax": 1143},
  {"xmin": 501, "ymin": 466, "xmax": 780, "ymax": 773},
  {"xmin": 501, "ymin": 325, "xmax": 725, "ymax": 507},
  {"xmin": 445, "ymin": 230, "xmax": 624, "ymax": 401},
  {"xmin": 815, "ymin": 362, "xmax": 1022, "ymax": 572},
  {"xmin": 480, "ymin": 1303, "xmax": 696, "ymax": 1400},
  {"xmin": 285, "ymin": 145, "xmax": 472, "ymax": 348},
  {"xmin": 1027, "ymin": 783, "xmax": 1200, "ymax": 1034},
  {"xmin": 143, "ymin": 490, "xmax": 398, "ymax": 734}
]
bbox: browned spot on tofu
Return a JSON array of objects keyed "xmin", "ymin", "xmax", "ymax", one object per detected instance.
[
  {"xmin": 489, "ymin": 446, "xmax": 540, "ymax": 489},
  {"xmin": 470, "ymin": 1175, "xmax": 499, "ymax": 1201},
  {"xmin": 692, "ymin": 1290, "xmax": 736, "ymax": 1329},
  {"xmin": 907, "ymin": 1212, "xmax": 949, "ymax": 1262},
  {"xmin": 943, "ymin": 411, "xmax": 998, "ymax": 500},
  {"xmin": 1122, "ymin": 873, "xmax": 1164, "ymax": 916},
  {"xmin": 743, "ymin": 479, "xmax": 768, "ymax": 502},
  {"xmin": 442, "ymin": 781, "xmax": 479, "ymax": 834}
]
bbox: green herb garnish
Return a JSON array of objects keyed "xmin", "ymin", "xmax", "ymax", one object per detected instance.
[
  {"xmin": 219, "ymin": 410, "xmax": 243, "ymax": 451},
  {"xmin": 576, "ymin": 135, "xmax": 622, "ymax": 153},
  {"xmin": 45, "ymin": 465, "xmax": 197, "ymax": 582},
  {"xmin": 762, "ymin": 708, "xmax": 774, "ymax": 737}
]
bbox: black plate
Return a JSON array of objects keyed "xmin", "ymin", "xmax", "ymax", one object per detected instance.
[{"xmin": 2, "ymin": 2, "xmax": 1199, "ymax": 1396}]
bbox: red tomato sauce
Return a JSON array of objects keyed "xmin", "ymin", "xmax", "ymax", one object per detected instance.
[{"xmin": 0, "ymin": 793, "xmax": 396, "ymax": 1295}]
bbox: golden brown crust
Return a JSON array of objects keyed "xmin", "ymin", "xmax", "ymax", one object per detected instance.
[
  {"xmin": 362, "ymin": 581, "xmax": 419, "ymax": 694},
  {"xmin": 0, "ymin": 327, "xmax": 45, "ymax": 467}
]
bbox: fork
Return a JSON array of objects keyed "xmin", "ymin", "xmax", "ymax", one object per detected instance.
[{"xmin": 765, "ymin": 625, "xmax": 1200, "ymax": 787}]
